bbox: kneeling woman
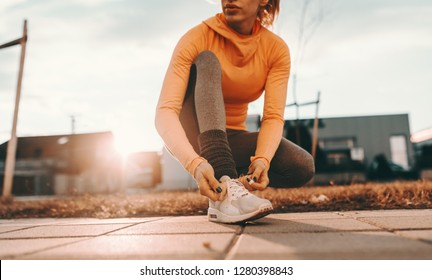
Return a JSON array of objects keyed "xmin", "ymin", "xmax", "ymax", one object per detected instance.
[{"xmin": 155, "ymin": 0, "xmax": 314, "ymax": 223}]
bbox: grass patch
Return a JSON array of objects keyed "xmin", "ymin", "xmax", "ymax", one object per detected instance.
[{"xmin": 1, "ymin": 180, "xmax": 432, "ymax": 219}]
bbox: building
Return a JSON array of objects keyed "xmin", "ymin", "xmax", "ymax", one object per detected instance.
[
  {"xmin": 285, "ymin": 114, "xmax": 417, "ymax": 184},
  {"xmin": 0, "ymin": 132, "xmax": 122, "ymax": 196},
  {"xmin": 411, "ymin": 127, "xmax": 432, "ymax": 179}
]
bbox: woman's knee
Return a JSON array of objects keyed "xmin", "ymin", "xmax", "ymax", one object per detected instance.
[
  {"xmin": 298, "ymin": 152, "xmax": 315, "ymax": 185},
  {"xmin": 194, "ymin": 51, "xmax": 221, "ymax": 72},
  {"xmin": 271, "ymin": 140, "xmax": 316, "ymax": 187}
]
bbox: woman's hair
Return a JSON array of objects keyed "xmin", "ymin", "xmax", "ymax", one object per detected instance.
[{"xmin": 257, "ymin": 0, "xmax": 280, "ymax": 27}]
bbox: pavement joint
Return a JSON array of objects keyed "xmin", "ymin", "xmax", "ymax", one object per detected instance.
[
  {"xmin": 0, "ymin": 226, "xmax": 40, "ymax": 235},
  {"xmin": 0, "ymin": 236, "xmax": 98, "ymax": 240},
  {"xmin": 4, "ymin": 237, "xmax": 93, "ymax": 260},
  {"xmin": 108, "ymin": 232, "xmax": 241, "ymax": 236},
  {"xmin": 223, "ymin": 225, "xmax": 246, "ymax": 260},
  {"xmin": 337, "ymin": 214, "xmax": 395, "ymax": 232},
  {"xmin": 98, "ymin": 223, "xmax": 143, "ymax": 236},
  {"xmin": 393, "ymin": 230, "xmax": 432, "ymax": 246}
]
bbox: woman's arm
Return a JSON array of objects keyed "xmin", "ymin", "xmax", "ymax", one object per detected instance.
[
  {"xmin": 155, "ymin": 26, "xmax": 225, "ymax": 200},
  {"xmin": 155, "ymin": 27, "xmax": 203, "ymax": 174},
  {"xmin": 246, "ymin": 39, "xmax": 291, "ymax": 189},
  {"xmin": 255, "ymin": 40, "xmax": 290, "ymax": 163}
]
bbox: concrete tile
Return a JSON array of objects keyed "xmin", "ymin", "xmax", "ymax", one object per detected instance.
[
  {"xmin": 230, "ymin": 231, "xmax": 432, "ymax": 260},
  {"xmin": 0, "ymin": 218, "xmax": 61, "ymax": 226},
  {"xmin": 0, "ymin": 224, "xmax": 133, "ymax": 239},
  {"xmin": 0, "ymin": 238, "xmax": 87, "ymax": 259},
  {"xmin": 341, "ymin": 209, "xmax": 432, "ymax": 218},
  {"xmin": 358, "ymin": 216, "xmax": 432, "ymax": 230},
  {"xmin": 395, "ymin": 230, "xmax": 432, "ymax": 242},
  {"xmin": 109, "ymin": 218, "xmax": 240, "ymax": 235},
  {"xmin": 244, "ymin": 217, "xmax": 380, "ymax": 234},
  {"xmin": 157, "ymin": 215, "xmax": 209, "ymax": 223},
  {"xmin": 51, "ymin": 217, "xmax": 161, "ymax": 225},
  {"xmin": 267, "ymin": 212, "xmax": 345, "ymax": 220},
  {"xmin": 24, "ymin": 234, "xmax": 235, "ymax": 259}
]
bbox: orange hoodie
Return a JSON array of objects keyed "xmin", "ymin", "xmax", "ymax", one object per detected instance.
[{"xmin": 156, "ymin": 13, "xmax": 290, "ymax": 176}]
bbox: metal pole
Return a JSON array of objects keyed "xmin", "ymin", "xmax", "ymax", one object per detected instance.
[
  {"xmin": 291, "ymin": 74, "xmax": 302, "ymax": 146},
  {"xmin": 292, "ymin": 74, "xmax": 299, "ymax": 120},
  {"xmin": 2, "ymin": 20, "xmax": 27, "ymax": 198},
  {"xmin": 311, "ymin": 91, "xmax": 321, "ymax": 159}
]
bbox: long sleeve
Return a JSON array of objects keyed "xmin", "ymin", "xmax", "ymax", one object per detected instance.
[
  {"xmin": 155, "ymin": 26, "xmax": 206, "ymax": 174},
  {"xmin": 252, "ymin": 39, "xmax": 291, "ymax": 165}
]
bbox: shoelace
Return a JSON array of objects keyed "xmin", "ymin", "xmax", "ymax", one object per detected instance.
[{"xmin": 228, "ymin": 179, "xmax": 249, "ymax": 200}]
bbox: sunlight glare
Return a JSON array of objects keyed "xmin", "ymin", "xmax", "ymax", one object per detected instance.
[
  {"xmin": 113, "ymin": 125, "xmax": 163, "ymax": 158},
  {"xmin": 113, "ymin": 131, "xmax": 142, "ymax": 158}
]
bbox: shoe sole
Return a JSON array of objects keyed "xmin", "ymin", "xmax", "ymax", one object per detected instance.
[{"xmin": 208, "ymin": 204, "xmax": 273, "ymax": 224}]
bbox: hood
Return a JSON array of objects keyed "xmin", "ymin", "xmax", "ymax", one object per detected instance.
[{"xmin": 203, "ymin": 13, "xmax": 262, "ymax": 65}]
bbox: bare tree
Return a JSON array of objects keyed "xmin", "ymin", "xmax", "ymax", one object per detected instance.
[
  {"xmin": 294, "ymin": 0, "xmax": 325, "ymax": 126},
  {"xmin": 277, "ymin": 1, "xmax": 335, "ymax": 161},
  {"xmin": 295, "ymin": 0, "xmax": 326, "ymax": 72}
]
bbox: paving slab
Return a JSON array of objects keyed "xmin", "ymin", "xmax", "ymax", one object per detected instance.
[
  {"xmin": 109, "ymin": 218, "xmax": 241, "ymax": 235},
  {"xmin": 265, "ymin": 212, "xmax": 345, "ymax": 220},
  {"xmin": 357, "ymin": 216, "xmax": 432, "ymax": 230},
  {"xmin": 341, "ymin": 209, "xmax": 432, "ymax": 218},
  {"xmin": 395, "ymin": 230, "xmax": 432, "ymax": 243},
  {"xmin": 244, "ymin": 216, "xmax": 380, "ymax": 234},
  {"xmin": 0, "ymin": 223, "xmax": 134, "ymax": 239},
  {"xmin": 22, "ymin": 234, "xmax": 235, "ymax": 260},
  {"xmin": 156, "ymin": 216, "xmax": 210, "ymax": 223},
  {"xmin": 51, "ymin": 217, "xmax": 161, "ymax": 225},
  {"xmin": 0, "ymin": 237, "xmax": 88, "ymax": 259},
  {"xmin": 0, "ymin": 218, "xmax": 62, "ymax": 226},
  {"xmin": 229, "ymin": 231, "xmax": 432, "ymax": 260}
]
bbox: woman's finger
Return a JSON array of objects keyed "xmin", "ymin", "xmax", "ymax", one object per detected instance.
[
  {"xmin": 239, "ymin": 176, "xmax": 254, "ymax": 191},
  {"xmin": 209, "ymin": 177, "xmax": 226, "ymax": 201},
  {"xmin": 197, "ymin": 177, "xmax": 220, "ymax": 201}
]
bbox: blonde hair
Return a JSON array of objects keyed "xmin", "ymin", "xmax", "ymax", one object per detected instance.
[{"xmin": 257, "ymin": 0, "xmax": 280, "ymax": 27}]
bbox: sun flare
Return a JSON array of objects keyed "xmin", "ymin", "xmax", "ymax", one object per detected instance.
[
  {"xmin": 113, "ymin": 126, "xmax": 163, "ymax": 158},
  {"xmin": 114, "ymin": 129, "xmax": 143, "ymax": 158}
]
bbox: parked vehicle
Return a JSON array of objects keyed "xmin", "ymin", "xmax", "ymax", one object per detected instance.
[{"xmin": 368, "ymin": 154, "xmax": 419, "ymax": 181}]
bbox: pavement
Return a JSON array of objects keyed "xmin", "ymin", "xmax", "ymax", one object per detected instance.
[{"xmin": 1, "ymin": 209, "xmax": 432, "ymax": 260}]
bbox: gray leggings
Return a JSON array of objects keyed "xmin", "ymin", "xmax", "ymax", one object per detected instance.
[{"xmin": 179, "ymin": 51, "xmax": 314, "ymax": 188}]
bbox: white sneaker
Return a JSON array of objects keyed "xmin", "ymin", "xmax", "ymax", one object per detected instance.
[{"xmin": 208, "ymin": 176, "xmax": 273, "ymax": 224}]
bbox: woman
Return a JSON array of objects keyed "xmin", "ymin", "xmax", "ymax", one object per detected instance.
[{"xmin": 155, "ymin": 0, "xmax": 314, "ymax": 223}]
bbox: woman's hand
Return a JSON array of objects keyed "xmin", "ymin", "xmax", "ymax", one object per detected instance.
[
  {"xmin": 194, "ymin": 161, "xmax": 227, "ymax": 201},
  {"xmin": 240, "ymin": 159, "xmax": 269, "ymax": 191}
]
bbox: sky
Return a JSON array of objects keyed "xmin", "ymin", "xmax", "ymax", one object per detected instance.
[{"xmin": 1, "ymin": 0, "xmax": 431, "ymax": 155}]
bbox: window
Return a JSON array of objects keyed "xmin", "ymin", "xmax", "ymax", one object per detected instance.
[
  {"xmin": 319, "ymin": 137, "xmax": 355, "ymax": 149},
  {"xmin": 327, "ymin": 152, "xmax": 350, "ymax": 165},
  {"xmin": 389, "ymin": 135, "xmax": 408, "ymax": 169}
]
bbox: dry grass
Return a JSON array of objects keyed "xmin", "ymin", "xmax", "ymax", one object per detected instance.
[{"xmin": 1, "ymin": 180, "xmax": 432, "ymax": 219}]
